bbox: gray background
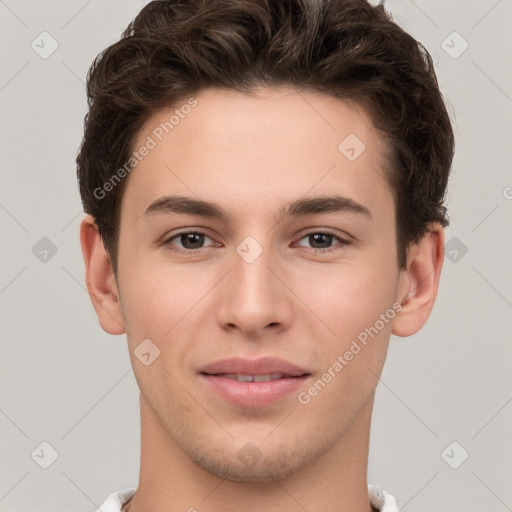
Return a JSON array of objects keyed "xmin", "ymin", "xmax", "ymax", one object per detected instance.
[{"xmin": 1, "ymin": 1, "xmax": 511, "ymax": 511}]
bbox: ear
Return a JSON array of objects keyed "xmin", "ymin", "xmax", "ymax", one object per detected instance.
[
  {"xmin": 79, "ymin": 215, "xmax": 125, "ymax": 335},
  {"xmin": 392, "ymin": 223, "xmax": 445, "ymax": 337}
]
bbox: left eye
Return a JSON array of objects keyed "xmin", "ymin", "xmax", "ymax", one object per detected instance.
[
  {"xmin": 163, "ymin": 230, "xmax": 351, "ymax": 254},
  {"xmin": 295, "ymin": 232, "xmax": 350, "ymax": 252}
]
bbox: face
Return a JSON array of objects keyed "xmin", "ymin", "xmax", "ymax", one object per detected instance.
[{"xmin": 112, "ymin": 86, "xmax": 409, "ymax": 482}]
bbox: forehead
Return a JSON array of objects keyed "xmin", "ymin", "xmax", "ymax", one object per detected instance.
[{"xmin": 122, "ymin": 86, "xmax": 392, "ymax": 223}]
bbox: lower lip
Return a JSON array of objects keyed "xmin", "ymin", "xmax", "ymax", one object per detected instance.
[{"xmin": 200, "ymin": 374, "xmax": 310, "ymax": 408}]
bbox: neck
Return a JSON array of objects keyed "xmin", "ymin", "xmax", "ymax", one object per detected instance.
[{"xmin": 124, "ymin": 394, "xmax": 376, "ymax": 512}]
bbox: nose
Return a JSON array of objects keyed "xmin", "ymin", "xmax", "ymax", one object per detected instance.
[{"xmin": 216, "ymin": 239, "xmax": 293, "ymax": 337}]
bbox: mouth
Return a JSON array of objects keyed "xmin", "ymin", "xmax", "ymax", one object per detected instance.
[
  {"xmin": 200, "ymin": 372, "xmax": 309, "ymax": 381},
  {"xmin": 197, "ymin": 356, "xmax": 312, "ymax": 408},
  {"xmin": 198, "ymin": 355, "xmax": 310, "ymax": 377}
]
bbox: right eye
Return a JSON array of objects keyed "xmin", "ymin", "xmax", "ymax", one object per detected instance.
[{"xmin": 163, "ymin": 230, "xmax": 220, "ymax": 254}]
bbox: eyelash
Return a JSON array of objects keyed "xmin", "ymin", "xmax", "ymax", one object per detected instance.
[{"xmin": 162, "ymin": 229, "xmax": 352, "ymax": 256}]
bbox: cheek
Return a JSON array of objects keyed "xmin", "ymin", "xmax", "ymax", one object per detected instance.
[
  {"xmin": 118, "ymin": 250, "xmax": 225, "ymax": 358},
  {"xmin": 119, "ymin": 269, "xmax": 195, "ymax": 337},
  {"xmin": 296, "ymin": 265, "xmax": 397, "ymax": 416},
  {"xmin": 296, "ymin": 259, "xmax": 398, "ymax": 339}
]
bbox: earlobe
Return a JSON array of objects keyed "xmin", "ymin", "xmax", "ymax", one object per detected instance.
[
  {"xmin": 392, "ymin": 224, "xmax": 445, "ymax": 337},
  {"xmin": 79, "ymin": 215, "xmax": 126, "ymax": 335}
]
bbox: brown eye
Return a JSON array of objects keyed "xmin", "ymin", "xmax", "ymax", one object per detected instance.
[
  {"xmin": 295, "ymin": 231, "xmax": 352, "ymax": 253},
  {"xmin": 164, "ymin": 230, "xmax": 216, "ymax": 254}
]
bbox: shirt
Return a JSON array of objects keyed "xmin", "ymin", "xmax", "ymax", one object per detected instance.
[{"xmin": 95, "ymin": 484, "xmax": 398, "ymax": 511}]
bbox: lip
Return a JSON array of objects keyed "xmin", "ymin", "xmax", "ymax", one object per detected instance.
[
  {"xmin": 198, "ymin": 356, "xmax": 311, "ymax": 408},
  {"xmin": 200, "ymin": 374, "xmax": 311, "ymax": 408},
  {"xmin": 198, "ymin": 356, "xmax": 309, "ymax": 377}
]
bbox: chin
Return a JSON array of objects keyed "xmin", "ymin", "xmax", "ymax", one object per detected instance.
[
  {"xmin": 189, "ymin": 449, "xmax": 305, "ymax": 483},
  {"xmin": 186, "ymin": 427, "xmax": 332, "ymax": 483}
]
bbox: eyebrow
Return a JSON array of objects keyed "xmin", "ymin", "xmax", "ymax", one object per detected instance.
[{"xmin": 144, "ymin": 194, "xmax": 371, "ymax": 221}]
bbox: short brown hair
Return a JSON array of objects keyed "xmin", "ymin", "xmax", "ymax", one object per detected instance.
[{"xmin": 76, "ymin": 0, "xmax": 455, "ymax": 274}]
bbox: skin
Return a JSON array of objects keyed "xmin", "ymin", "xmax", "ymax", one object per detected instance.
[{"xmin": 80, "ymin": 86, "xmax": 444, "ymax": 512}]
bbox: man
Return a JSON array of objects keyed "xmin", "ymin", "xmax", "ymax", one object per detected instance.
[{"xmin": 76, "ymin": 0, "xmax": 454, "ymax": 510}]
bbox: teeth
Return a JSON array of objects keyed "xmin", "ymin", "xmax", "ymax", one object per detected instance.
[
  {"xmin": 235, "ymin": 374, "xmax": 254, "ymax": 382},
  {"xmin": 220, "ymin": 373, "xmax": 286, "ymax": 382},
  {"xmin": 253, "ymin": 373, "xmax": 284, "ymax": 382}
]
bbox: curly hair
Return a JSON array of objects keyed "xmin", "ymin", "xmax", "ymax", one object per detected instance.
[{"xmin": 76, "ymin": 0, "xmax": 455, "ymax": 273}]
